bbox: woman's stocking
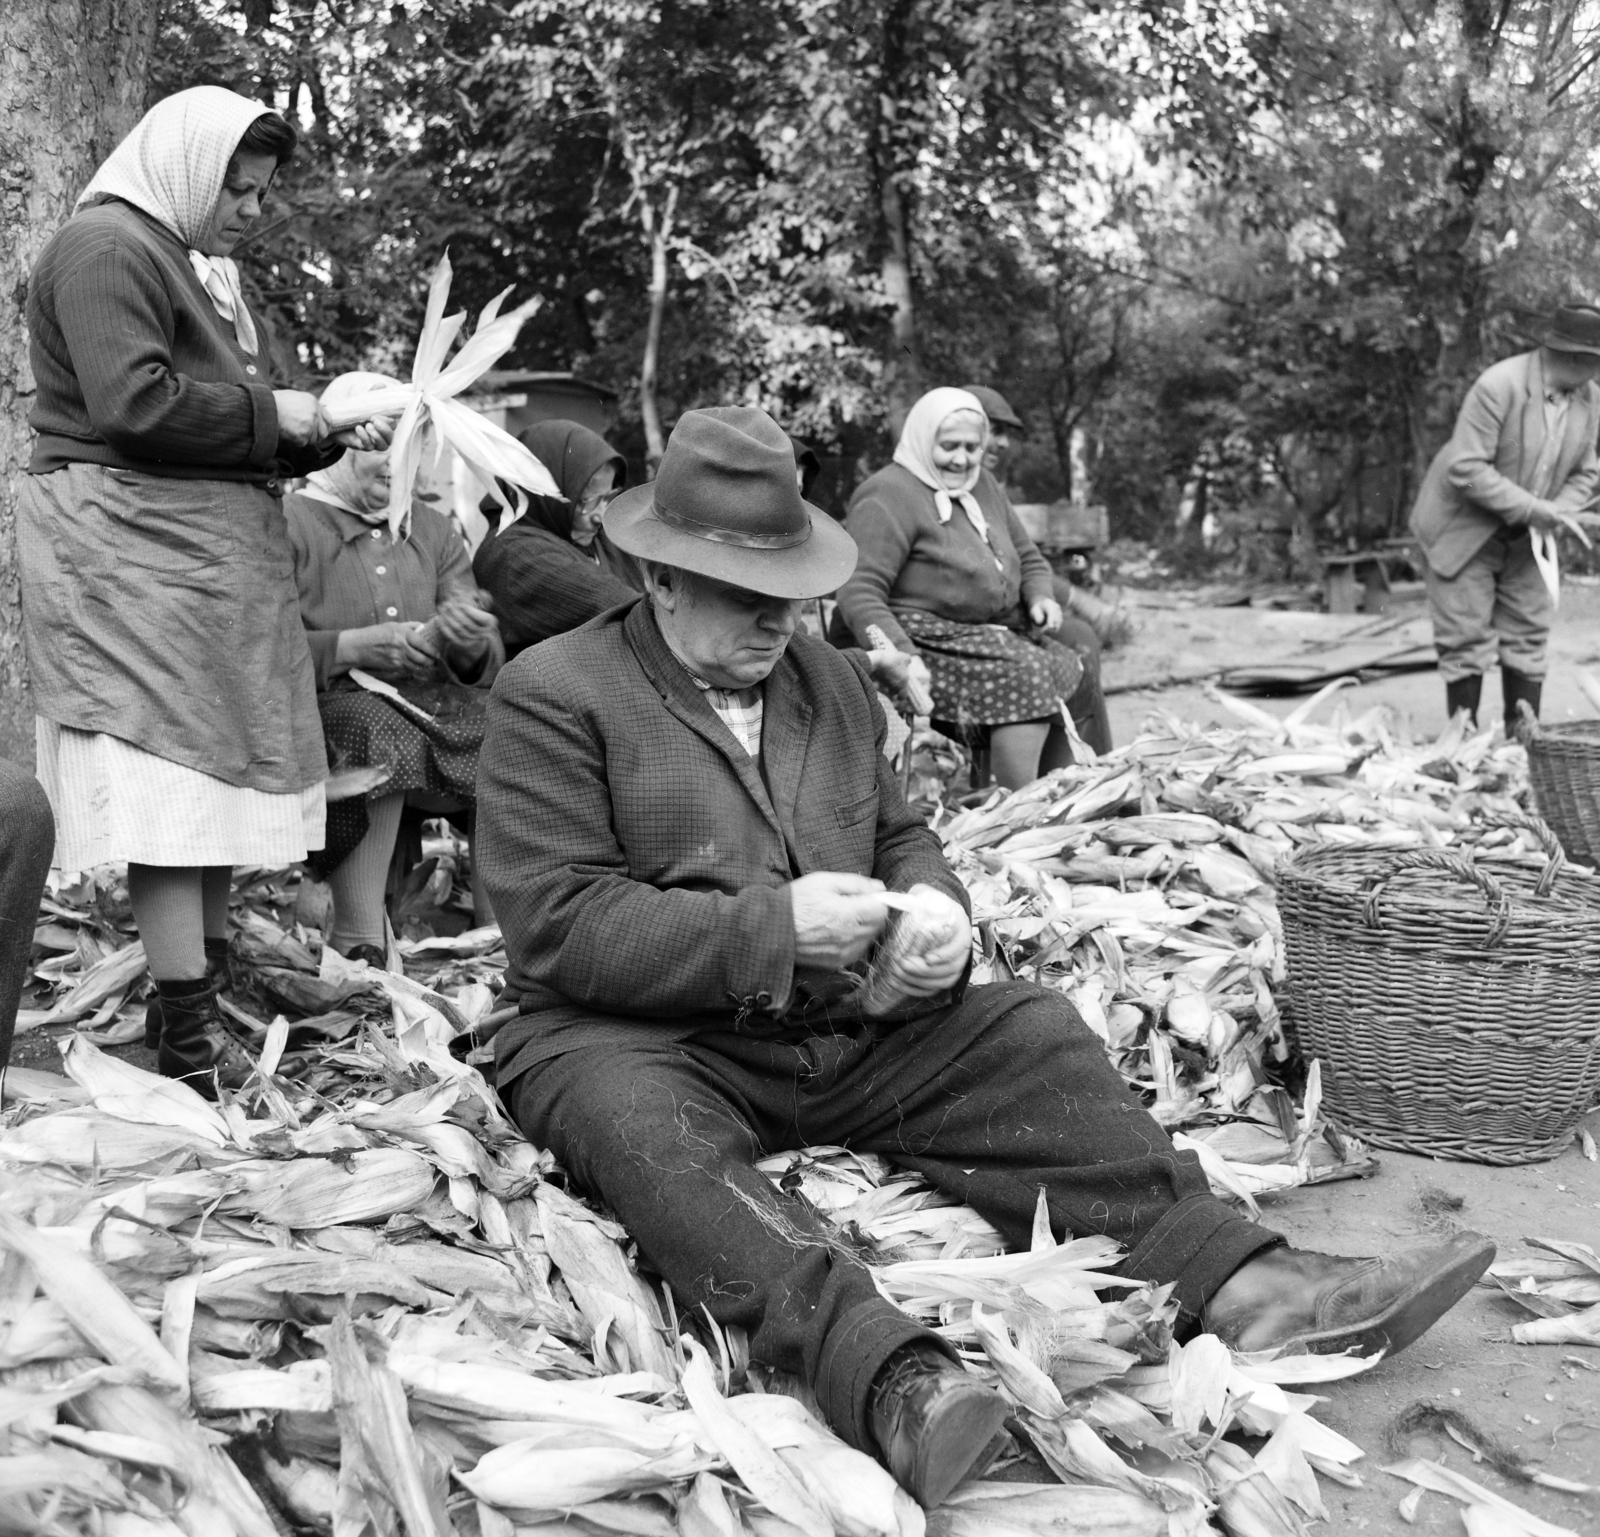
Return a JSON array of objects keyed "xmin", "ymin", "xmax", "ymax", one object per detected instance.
[
  {"xmin": 328, "ymin": 793, "xmax": 405, "ymax": 954},
  {"xmin": 989, "ymin": 721, "xmax": 1050, "ymax": 791},
  {"xmin": 201, "ymin": 865, "xmax": 232, "ymax": 941},
  {"xmin": 1039, "ymin": 723, "xmax": 1076, "ymax": 775},
  {"xmin": 127, "ymin": 864, "xmax": 206, "ymax": 982}
]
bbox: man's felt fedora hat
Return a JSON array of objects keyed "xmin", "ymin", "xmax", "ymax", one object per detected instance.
[
  {"xmin": 1542, "ymin": 304, "xmax": 1600, "ymax": 357},
  {"xmin": 962, "ymin": 384, "xmax": 1023, "ymax": 431},
  {"xmin": 605, "ymin": 406, "xmax": 857, "ymax": 599}
]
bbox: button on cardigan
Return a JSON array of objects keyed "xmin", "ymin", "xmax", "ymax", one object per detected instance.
[{"xmin": 834, "ymin": 463, "xmax": 1056, "ymax": 655}]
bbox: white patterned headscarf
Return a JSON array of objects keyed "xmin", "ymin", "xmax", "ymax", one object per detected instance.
[
  {"xmin": 77, "ymin": 86, "xmax": 275, "ymax": 355},
  {"xmin": 893, "ymin": 387, "xmax": 992, "ymax": 541}
]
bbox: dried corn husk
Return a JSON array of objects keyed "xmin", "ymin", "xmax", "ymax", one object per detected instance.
[
  {"xmin": 314, "ymin": 255, "xmax": 561, "ymax": 537},
  {"xmin": 926, "ymin": 1482, "xmax": 1167, "ymax": 1537},
  {"xmin": 1382, "ymin": 1459, "xmax": 1578, "ymax": 1537},
  {"xmin": 1, "ymin": 696, "xmax": 1537, "ymax": 1534}
]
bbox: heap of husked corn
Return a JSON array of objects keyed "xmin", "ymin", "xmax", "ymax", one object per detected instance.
[{"xmin": 0, "ymin": 684, "xmax": 1565, "ymax": 1536}]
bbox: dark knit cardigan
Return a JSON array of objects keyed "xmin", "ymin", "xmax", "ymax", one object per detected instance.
[
  {"xmin": 26, "ymin": 198, "xmax": 334, "ymax": 484},
  {"xmin": 835, "ymin": 464, "xmax": 1055, "ymax": 656}
]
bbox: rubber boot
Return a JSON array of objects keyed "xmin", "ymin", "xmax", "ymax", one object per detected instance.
[
  {"xmin": 1444, "ymin": 674, "xmax": 1483, "ymax": 726},
  {"xmin": 155, "ymin": 976, "xmax": 255, "ymax": 1099},
  {"xmin": 144, "ymin": 934, "xmax": 230, "ymax": 1049},
  {"xmin": 1502, "ymin": 667, "xmax": 1543, "ymax": 738}
]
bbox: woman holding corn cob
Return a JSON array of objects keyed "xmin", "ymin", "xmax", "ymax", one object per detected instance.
[
  {"xmin": 836, "ymin": 387, "xmax": 1097, "ymax": 789},
  {"xmin": 17, "ymin": 87, "xmax": 391, "ymax": 1094},
  {"xmin": 286, "ymin": 371, "xmax": 503, "ymax": 966}
]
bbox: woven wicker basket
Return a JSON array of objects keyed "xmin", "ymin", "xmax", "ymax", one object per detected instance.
[
  {"xmin": 1278, "ymin": 842, "xmax": 1600, "ymax": 1164},
  {"xmin": 1522, "ymin": 715, "xmax": 1600, "ymax": 869}
]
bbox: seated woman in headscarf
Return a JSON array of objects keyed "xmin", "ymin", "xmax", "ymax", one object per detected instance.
[
  {"xmin": 286, "ymin": 372, "xmax": 503, "ymax": 966},
  {"xmin": 835, "ymin": 387, "xmax": 1092, "ymax": 790},
  {"xmin": 472, "ymin": 420, "xmax": 640, "ymax": 656}
]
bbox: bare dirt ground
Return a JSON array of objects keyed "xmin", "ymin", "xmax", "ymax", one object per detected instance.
[{"xmin": 1103, "ymin": 581, "xmax": 1600, "ymax": 1531}]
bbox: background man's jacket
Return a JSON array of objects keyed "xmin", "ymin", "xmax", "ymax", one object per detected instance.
[
  {"xmin": 1409, "ymin": 350, "xmax": 1600, "ymax": 578},
  {"xmin": 477, "ymin": 597, "xmax": 968, "ymax": 1086}
]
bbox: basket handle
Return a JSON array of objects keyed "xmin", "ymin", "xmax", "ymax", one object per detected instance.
[
  {"xmin": 1359, "ymin": 850, "xmax": 1514, "ymax": 948},
  {"xmin": 1479, "ymin": 810, "xmax": 1566, "ymax": 897}
]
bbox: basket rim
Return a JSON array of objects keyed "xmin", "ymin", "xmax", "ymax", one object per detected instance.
[{"xmin": 1527, "ymin": 718, "xmax": 1600, "ymax": 746}]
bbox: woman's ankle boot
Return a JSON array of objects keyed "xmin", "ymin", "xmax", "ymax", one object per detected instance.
[
  {"xmin": 154, "ymin": 976, "xmax": 254, "ymax": 1098},
  {"xmin": 144, "ymin": 935, "xmax": 230, "ymax": 1049}
]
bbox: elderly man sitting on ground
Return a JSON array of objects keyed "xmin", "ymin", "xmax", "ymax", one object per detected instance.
[{"xmin": 477, "ymin": 406, "xmax": 1494, "ymax": 1510}]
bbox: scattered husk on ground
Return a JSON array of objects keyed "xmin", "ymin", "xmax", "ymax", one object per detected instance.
[{"xmin": 0, "ymin": 688, "xmax": 1578, "ymax": 1536}]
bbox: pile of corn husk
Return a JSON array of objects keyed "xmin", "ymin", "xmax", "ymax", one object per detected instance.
[
  {"xmin": 929, "ymin": 681, "xmax": 1540, "ymax": 1203},
  {"xmin": 1487, "ymin": 1238, "xmax": 1600, "ymax": 1348},
  {"xmin": 3, "ymin": 686, "xmax": 1571, "ymax": 1536},
  {"xmin": 1, "ymin": 1023, "xmax": 1385, "ymax": 1537}
]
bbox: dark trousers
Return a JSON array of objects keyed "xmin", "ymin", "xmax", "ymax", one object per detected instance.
[
  {"xmin": 0, "ymin": 762, "xmax": 55, "ymax": 1070},
  {"xmin": 509, "ymin": 981, "xmax": 1277, "ymax": 1450}
]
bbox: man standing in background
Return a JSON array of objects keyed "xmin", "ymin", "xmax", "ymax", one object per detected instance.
[{"xmin": 1410, "ymin": 304, "xmax": 1600, "ymax": 731}]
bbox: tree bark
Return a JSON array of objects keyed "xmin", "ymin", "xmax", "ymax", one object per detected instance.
[
  {"xmin": 638, "ymin": 182, "xmax": 677, "ymax": 479},
  {"xmin": 878, "ymin": 172, "xmax": 919, "ymax": 424},
  {"xmin": 873, "ymin": 0, "xmax": 920, "ymax": 428},
  {"xmin": 0, "ymin": 0, "xmax": 156, "ymax": 766}
]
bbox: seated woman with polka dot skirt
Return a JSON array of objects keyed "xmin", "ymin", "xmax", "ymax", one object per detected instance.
[
  {"xmin": 286, "ymin": 372, "xmax": 504, "ymax": 966},
  {"xmin": 836, "ymin": 388, "xmax": 1092, "ymax": 790}
]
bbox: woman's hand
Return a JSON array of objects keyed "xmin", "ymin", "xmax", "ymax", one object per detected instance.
[
  {"xmin": 865, "ymin": 649, "xmax": 935, "ymax": 716},
  {"xmin": 273, "ymin": 389, "xmax": 323, "ymax": 447},
  {"xmin": 1029, "ymin": 596, "xmax": 1064, "ymax": 633},
  {"xmin": 328, "ymin": 414, "xmax": 398, "ymax": 453},
  {"xmin": 334, "ymin": 622, "xmax": 437, "ymax": 680},
  {"xmin": 434, "ymin": 594, "xmax": 498, "ymax": 658}
]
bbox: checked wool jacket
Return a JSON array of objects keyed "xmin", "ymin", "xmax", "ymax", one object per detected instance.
[{"xmin": 477, "ymin": 596, "xmax": 968, "ymax": 1087}]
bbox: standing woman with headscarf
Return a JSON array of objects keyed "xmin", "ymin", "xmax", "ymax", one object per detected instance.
[
  {"xmin": 286, "ymin": 371, "xmax": 502, "ymax": 966},
  {"xmin": 471, "ymin": 419, "xmax": 638, "ymax": 656},
  {"xmin": 18, "ymin": 87, "xmax": 390, "ymax": 1095},
  {"xmin": 835, "ymin": 387, "xmax": 1080, "ymax": 790}
]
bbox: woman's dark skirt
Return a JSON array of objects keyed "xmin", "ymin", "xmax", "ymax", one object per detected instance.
[
  {"xmin": 897, "ymin": 609, "xmax": 1084, "ymax": 728},
  {"xmin": 311, "ymin": 680, "xmax": 487, "ymax": 876}
]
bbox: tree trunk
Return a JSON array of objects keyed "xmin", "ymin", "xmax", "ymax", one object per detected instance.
[
  {"xmin": 638, "ymin": 182, "xmax": 677, "ymax": 479},
  {"xmin": 879, "ymin": 172, "xmax": 919, "ymax": 424},
  {"xmin": 874, "ymin": 0, "xmax": 920, "ymax": 429},
  {"xmin": 0, "ymin": 0, "xmax": 156, "ymax": 766}
]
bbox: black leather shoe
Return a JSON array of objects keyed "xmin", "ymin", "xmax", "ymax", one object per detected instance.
[
  {"xmin": 1202, "ymin": 1232, "xmax": 1495, "ymax": 1358},
  {"xmin": 342, "ymin": 942, "xmax": 390, "ymax": 971},
  {"xmin": 145, "ymin": 936, "xmax": 231, "ymax": 1049},
  {"xmin": 155, "ymin": 977, "xmax": 256, "ymax": 1099},
  {"xmin": 868, "ymin": 1345, "xmax": 1011, "ymax": 1509}
]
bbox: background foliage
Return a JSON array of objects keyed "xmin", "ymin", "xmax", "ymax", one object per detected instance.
[{"xmin": 156, "ymin": 0, "xmax": 1600, "ymax": 563}]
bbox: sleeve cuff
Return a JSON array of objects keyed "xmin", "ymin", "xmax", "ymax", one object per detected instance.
[
  {"xmin": 735, "ymin": 885, "xmax": 796, "ymax": 1018},
  {"xmin": 248, "ymin": 382, "xmax": 280, "ymax": 465}
]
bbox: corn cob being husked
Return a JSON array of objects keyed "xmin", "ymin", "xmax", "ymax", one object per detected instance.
[{"xmin": 0, "ymin": 691, "xmax": 1570, "ymax": 1534}]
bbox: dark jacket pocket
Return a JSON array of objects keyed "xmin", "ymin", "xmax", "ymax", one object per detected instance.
[{"xmin": 835, "ymin": 790, "xmax": 878, "ymax": 828}]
